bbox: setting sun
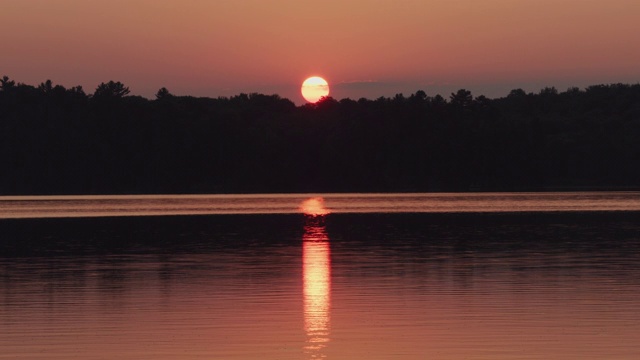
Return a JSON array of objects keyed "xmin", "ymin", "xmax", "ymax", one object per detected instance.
[{"xmin": 301, "ymin": 77, "xmax": 329, "ymax": 103}]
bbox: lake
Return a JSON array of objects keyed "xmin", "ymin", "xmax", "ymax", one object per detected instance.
[{"xmin": 1, "ymin": 192, "xmax": 640, "ymax": 359}]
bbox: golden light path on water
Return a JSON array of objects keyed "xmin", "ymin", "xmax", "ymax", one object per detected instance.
[{"xmin": 302, "ymin": 216, "xmax": 331, "ymax": 359}]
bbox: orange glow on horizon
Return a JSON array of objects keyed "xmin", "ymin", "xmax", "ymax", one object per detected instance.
[
  {"xmin": 3, "ymin": 2, "xmax": 639, "ymax": 102},
  {"xmin": 300, "ymin": 197, "xmax": 330, "ymax": 217}
]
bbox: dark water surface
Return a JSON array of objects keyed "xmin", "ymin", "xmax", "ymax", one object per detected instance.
[{"xmin": 1, "ymin": 194, "xmax": 640, "ymax": 359}]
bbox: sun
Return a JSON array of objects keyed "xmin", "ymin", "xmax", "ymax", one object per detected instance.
[{"xmin": 301, "ymin": 76, "xmax": 329, "ymax": 103}]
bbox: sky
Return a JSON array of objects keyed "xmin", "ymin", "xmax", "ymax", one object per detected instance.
[{"xmin": 2, "ymin": 0, "xmax": 640, "ymax": 104}]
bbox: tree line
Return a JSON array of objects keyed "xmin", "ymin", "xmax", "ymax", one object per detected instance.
[{"xmin": 1, "ymin": 75, "xmax": 639, "ymax": 194}]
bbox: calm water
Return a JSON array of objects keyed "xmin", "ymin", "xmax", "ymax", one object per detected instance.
[{"xmin": 1, "ymin": 193, "xmax": 640, "ymax": 359}]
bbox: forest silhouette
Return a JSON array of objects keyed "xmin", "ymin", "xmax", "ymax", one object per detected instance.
[{"xmin": 1, "ymin": 76, "xmax": 639, "ymax": 194}]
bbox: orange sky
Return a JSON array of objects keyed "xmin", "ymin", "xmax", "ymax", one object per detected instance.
[{"xmin": 2, "ymin": 0, "xmax": 639, "ymax": 103}]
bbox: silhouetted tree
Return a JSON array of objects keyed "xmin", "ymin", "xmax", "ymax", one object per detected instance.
[
  {"xmin": 93, "ymin": 81, "xmax": 130, "ymax": 99},
  {"xmin": 507, "ymin": 88, "xmax": 527, "ymax": 98},
  {"xmin": 566, "ymin": 87, "xmax": 581, "ymax": 95},
  {"xmin": 431, "ymin": 94, "xmax": 446, "ymax": 105},
  {"xmin": 473, "ymin": 95, "xmax": 491, "ymax": 108},
  {"xmin": 155, "ymin": 87, "xmax": 173, "ymax": 100},
  {"xmin": 38, "ymin": 80, "xmax": 67, "ymax": 97},
  {"xmin": 310, "ymin": 96, "xmax": 339, "ymax": 112},
  {"xmin": 450, "ymin": 89, "xmax": 473, "ymax": 108},
  {"xmin": 1, "ymin": 76, "xmax": 640, "ymax": 194},
  {"xmin": 1, "ymin": 75, "xmax": 16, "ymax": 91},
  {"xmin": 392, "ymin": 93, "xmax": 406, "ymax": 104},
  {"xmin": 409, "ymin": 90, "xmax": 428, "ymax": 103},
  {"xmin": 38, "ymin": 79, "xmax": 53, "ymax": 93},
  {"xmin": 68, "ymin": 86, "xmax": 86, "ymax": 97},
  {"xmin": 539, "ymin": 86, "xmax": 558, "ymax": 96}
]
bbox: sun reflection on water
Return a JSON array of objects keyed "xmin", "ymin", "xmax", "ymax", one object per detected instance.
[
  {"xmin": 302, "ymin": 220, "xmax": 331, "ymax": 358},
  {"xmin": 300, "ymin": 197, "xmax": 330, "ymax": 217}
]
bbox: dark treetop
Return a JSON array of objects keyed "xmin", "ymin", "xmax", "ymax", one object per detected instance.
[{"xmin": 1, "ymin": 76, "xmax": 639, "ymax": 194}]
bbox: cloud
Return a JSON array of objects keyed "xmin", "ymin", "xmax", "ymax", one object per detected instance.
[
  {"xmin": 334, "ymin": 80, "xmax": 388, "ymax": 90},
  {"xmin": 330, "ymin": 80, "xmax": 402, "ymax": 100}
]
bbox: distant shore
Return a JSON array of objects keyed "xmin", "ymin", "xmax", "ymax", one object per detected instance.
[{"xmin": 2, "ymin": 77, "xmax": 639, "ymax": 195}]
